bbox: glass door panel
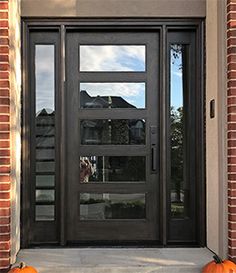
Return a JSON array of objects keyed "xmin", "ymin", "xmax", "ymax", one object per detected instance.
[{"xmin": 66, "ymin": 31, "xmax": 159, "ymax": 242}]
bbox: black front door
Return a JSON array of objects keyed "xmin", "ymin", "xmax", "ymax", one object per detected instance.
[{"xmin": 66, "ymin": 31, "xmax": 160, "ymax": 242}]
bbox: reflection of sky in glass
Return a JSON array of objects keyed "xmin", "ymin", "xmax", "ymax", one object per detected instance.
[
  {"xmin": 80, "ymin": 46, "xmax": 145, "ymax": 71},
  {"xmin": 170, "ymin": 47, "xmax": 183, "ymax": 109},
  {"xmin": 80, "ymin": 82, "xmax": 145, "ymax": 108},
  {"xmin": 35, "ymin": 45, "xmax": 54, "ymax": 114}
]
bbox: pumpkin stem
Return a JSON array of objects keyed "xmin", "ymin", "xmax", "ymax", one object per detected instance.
[
  {"xmin": 19, "ymin": 262, "xmax": 26, "ymax": 269},
  {"xmin": 213, "ymin": 254, "xmax": 223, "ymax": 264}
]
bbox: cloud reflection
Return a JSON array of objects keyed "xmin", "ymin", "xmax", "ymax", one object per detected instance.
[
  {"xmin": 35, "ymin": 45, "xmax": 55, "ymax": 114},
  {"xmin": 80, "ymin": 82, "xmax": 145, "ymax": 108},
  {"xmin": 80, "ymin": 45, "xmax": 145, "ymax": 71}
]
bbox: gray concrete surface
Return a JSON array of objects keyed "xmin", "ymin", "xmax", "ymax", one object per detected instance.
[{"xmin": 13, "ymin": 248, "xmax": 213, "ymax": 272}]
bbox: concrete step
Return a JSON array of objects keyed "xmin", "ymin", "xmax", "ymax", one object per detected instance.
[{"xmin": 14, "ymin": 248, "xmax": 213, "ymax": 273}]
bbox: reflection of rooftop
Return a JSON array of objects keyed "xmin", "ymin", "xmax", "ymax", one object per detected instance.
[
  {"xmin": 36, "ymin": 108, "xmax": 54, "ymax": 117},
  {"xmin": 80, "ymin": 90, "xmax": 136, "ymax": 108}
]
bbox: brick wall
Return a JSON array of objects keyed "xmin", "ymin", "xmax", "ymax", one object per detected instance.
[
  {"xmin": 228, "ymin": 0, "xmax": 236, "ymax": 261},
  {"xmin": 0, "ymin": 0, "xmax": 11, "ymax": 271}
]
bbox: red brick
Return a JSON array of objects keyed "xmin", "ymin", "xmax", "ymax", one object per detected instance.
[
  {"xmin": 228, "ymin": 89, "xmax": 236, "ymax": 97},
  {"xmin": 0, "ymin": 2, "xmax": 8, "ymax": 10},
  {"xmin": 228, "ymin": 21, "xmax": 236, "ymax": 29},
  {"xmin": 228, "ymin": 48, "xmax": 236, "ymax": 55},
  {"xmin": 0, "ymin": 91, "xmax": 9, "ymax": 98},
  {"xmin": 0, "ymin": 226, "xmax": 9, "ymax": 234},
  {"xmin": 0, "ymin": 159, "xmax": 9, "ymax": 165},
  {"xmin": 0, "ymin": 201, "xmax": 10, "ymax": 207},
  {"xmin": 229, "ymin": 214, "xmax": 236, "ymax": 221},
  {"xmin": 0, "ymin": 184, "xmax": 10, "ymax": 191},
  {"xmin": 0, "ymin": 20, "xmax": 8, "ymax": 28},
  {"xmin": 0, "ymin": 29, "xmax": 8, "ymax": 37},
  {"xmin": 228, "ymin": 149, "xmax": 236, "ymax": 156},
  {"xmin": 0, "ymin": 150, "xmax": 10, "ymax": 156},
  {"xmin": 229, "ymin": 248, "xmax": 236, "ymax": 258},
  {"xmin": 228, "ymin": 115, "xmax": 236, "ymax": 123},
  {"xmin": 0, "ymin": 106, "xmax": 9, "ymax": 113},
  {"xmin": 229, "ymin": 198, "xmax": 236, "ymax": 206},
  {"xmin": 229, "ymin": 81, "xmax": 236, "ymax": 88},
  {"xmin": 228, "ymin": 71, "xmax": 236, "ymax": 79},
  {"xmin": 228, "ymin": 4, "xmax": 236, "ymax": 12},
  {"xmin": 228, "ymin": 13, "xmax": 236, "ymax": 21},
  {"xmin": 0, "ymin": 258, "xmax": 10, "ymax": 268},
  {"xmin": 229, "ymin": 189, "xmax": 236, "ymax": 197},
  {"xmin": 0, "ymin": 47, "xmax": 8, "ymax": 54},
  {"xmin": 0, "ymin": 116, "xmax": 8, "ymax": 122},
  {"xmin": 0, "ymin": 133, "xmax": 9, "ymax": 139},
  {"xmin": 228, "ymin": 105, "xmax": 236, "ymax": 113},
  {"xmin": 0, "ymin": 124, "xmax": 10, "ymax": 132},
  {"xmin": 229, "ymin": 206, "xmax": 236, "ymax": 213},
  {"xmin": 0, "ymin": 38, "xmax": 8, "ymax": 46},
  {"xmin": 228, "ymin": 122, "xmax": 236, "ymax": 130},
  {"xmin": 0, "ymin": 97, "xmax": 9, "ymax": 105},
  {"xmin": 229, "ymin": 221, "xmax": 236, "ymax": 230},
  {"xmin": 228, "ymin": 157, "xmax": 236, "ymax": 164},
  {"xmin": 0, "ymin": 55, "xmax": 8, "ymax": 63},
  {"xmin": 228, "ymin": 29, "xmax": 236, "ymax": 37},
  {"xmin": 228, "ymin": 165, "xmax": 236, "ymax": 172},
  {"xmin": 228, "ymin": 131, "xmax": 236, "ymax": 138},
  {"xmin": 0, "ymin": 242, "xmax": 10, "ymax": 251},
  {"xmin": 0, "ymin": 141, "xmax": 9, "ymax": 148},
  {"xmin": 228, "ymin": 63, "xmax": 236, "ymax": 71},
  {"xmin": 228, "ymin": 97, "xmax": 236, "ymax": 105},
  {"xmin": 0, "ymin": 72, "xmax": 8, "ymax": 80},
  {"xmin": 0, "ymin": 175, "xmax": 9, "ymax": 182},
  {"xmin": 0, "ymin": 192, "xmax": 10, "ymax": 199},
  {"xmin": 229, "ymin": 238, "xmax": 236, "ymax": 248},
  {"xmin": 0, "ymin": 12, "xmax": 8, "ymax": 19},
  {"xmin": 0, "ymin": 234, "xmax": 10, "ymax": 242},
  {"xmin": 0, "ymin": 252, "xmax": 9, "ymax": 259},
  {"xmin": 0, "ymin": 166, "xmax": 9, "ymax": 173},
  {"xmin": 0, "ymin": 64, "xmax": 9, "ymax": 71},
  {"xmin": 228, "ymin": 38, "xmax": 236, "ymax": 47},
  {"xmin": 0, "ymin": 209, "xmax": 10, "ymax": 217}
]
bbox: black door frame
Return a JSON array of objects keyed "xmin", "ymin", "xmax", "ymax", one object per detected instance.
[{"xmin": 21, "ymin": 18, "xmax": 205, "ymax": 248}]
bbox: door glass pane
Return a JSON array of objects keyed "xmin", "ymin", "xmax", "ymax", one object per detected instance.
[
  {"xmin": 36, "ymin": 162, "xmax": 55, "ymax": 173},
  {"xmin": 80, "ymin": 83, "xmax": 145, "ymax": 109},
  {"xmin": 80, "ymin": 119, "xmax": 145, "ymax": 145},
  {"xmin": 35, "ymin": 45, "xmax": 56, "ymax": 222},
  {"xmin": 80, "ymin": 45, "xmax": 145, "ymax": 71},
  {"xmin": 36, "ymin": 190, "xmax": 55, "ymax": 202},
  {"xmin": 80, "ymin": 193, "xmax": 146, "ymax": 220},
  {"xmin": 36, "ymin": 175, "xmax": 55, "ymax": 187},
  {"xmin": 80, "ymin": 156, "xmax": 146, "ymax": 183},
  {"xmin": 170, "ymin": 44, "xmax": 186, "ymax": 218},
  {"xmin": 35, "ymin": 205, "xmax": 54, "ymax": 221}
]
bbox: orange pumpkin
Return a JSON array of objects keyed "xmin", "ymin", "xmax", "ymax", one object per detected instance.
[
  {"xmin": 8, "ymin": 262, "xmax": 38, "ymax": 273},
  {"xmin": 202, "ymin": 255, "xmax": 236, "ymax": 273}
]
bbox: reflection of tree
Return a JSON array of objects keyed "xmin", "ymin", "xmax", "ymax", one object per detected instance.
[
  {"xmin": 171, "ymin": 44, "xmax": 183, "ymax": 69},
  {"xmin": 171, "ymin": 106, "xmax": 183, "ymax": 203}
]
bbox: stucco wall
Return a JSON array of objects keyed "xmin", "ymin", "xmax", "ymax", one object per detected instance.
[
  {"xmin": 21, "ymin": 0, "xmax": 206, "ymax": 17},
  {"xmin": 206, "ymin": 0, "xmax": 227, "ymax": 258},
  {"xmin": 9, "ymin": 0, "xmax": 21, "ymax": 264}
]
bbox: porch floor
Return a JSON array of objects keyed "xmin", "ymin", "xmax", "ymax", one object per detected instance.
[{"xmin": 15, "ymin": 248, "xmax": 213, "ymax": 273}]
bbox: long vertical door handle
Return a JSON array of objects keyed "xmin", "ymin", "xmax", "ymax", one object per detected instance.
[
  {"xmin": 151, "ymin": 146, "xmax": 157, "ymax": 171},
  {"xmin": 150, "ymin": 125, "xmax": 157, "ymax": 173}
]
